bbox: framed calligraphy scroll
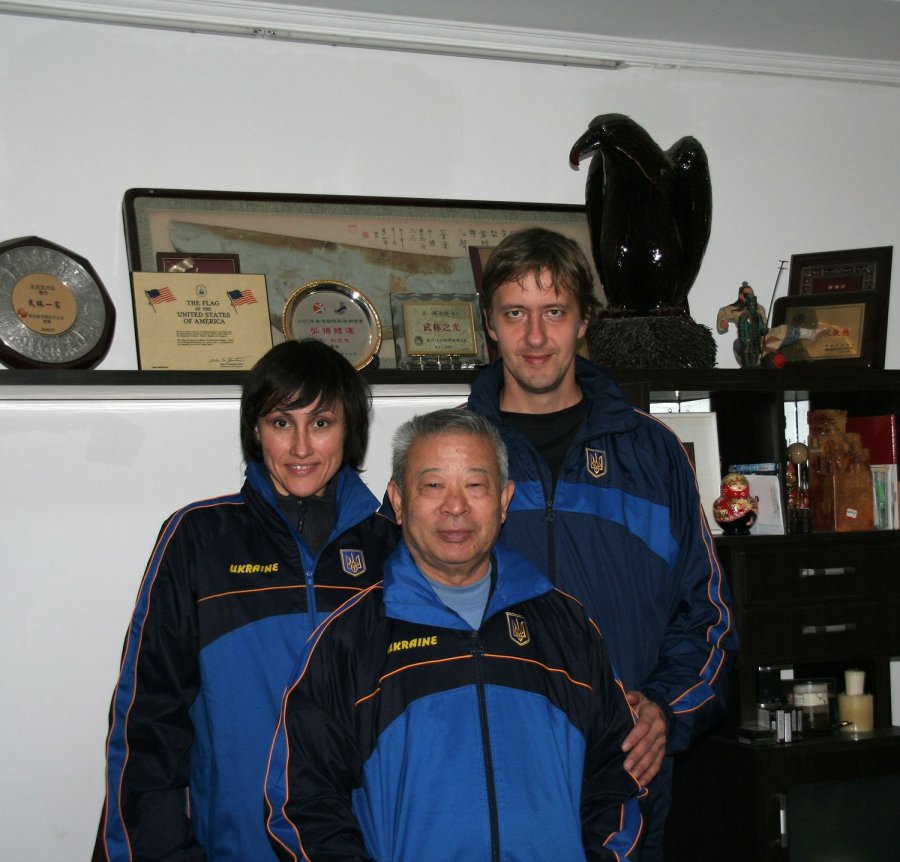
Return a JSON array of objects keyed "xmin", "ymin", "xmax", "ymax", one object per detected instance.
[{"xmin": 123, "ymin": 189, "xmax": 592, "ymax": 370}]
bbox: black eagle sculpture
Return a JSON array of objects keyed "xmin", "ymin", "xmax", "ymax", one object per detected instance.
[
  {"xmin": 569, "ymin": 113, "xmax": 716, "ymax": 367},
  {"xmin": 570, "ymin": 113, "xmax": 712, "ymax": 316}
]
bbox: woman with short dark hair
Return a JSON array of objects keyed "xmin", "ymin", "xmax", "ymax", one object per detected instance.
[{"xmin": 94, "ymin": 340, "xmax": 398, "ymax": 862}]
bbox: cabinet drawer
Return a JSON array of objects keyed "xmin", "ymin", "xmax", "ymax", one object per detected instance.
[
  {"xmin": 723, "ymin": 541, "xmax": 895, "ymax": 604},
  {"xmin": 738, "ymin": 600, "xmax": 893, "ymax": 662}
]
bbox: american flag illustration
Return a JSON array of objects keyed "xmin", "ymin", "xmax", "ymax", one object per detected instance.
[
  {"xmin": 227, "ymin": 289, "xmax": 258, "ymax": 306},
  {"xmin": 145, "ymin": 287, "xmax": 175, "ymax": 304}
]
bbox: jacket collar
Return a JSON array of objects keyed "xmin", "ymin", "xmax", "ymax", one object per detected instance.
[
  {"xmin": 382, "ymin": 540, "xmax": 553, "ymax": 630},
  {"xmin": 245, "ymin": 460, "xmax": 378, "ymax": 539},
  {"xmin": 468, "ymin": 355, "xmax": 638, "ymax": 435}
]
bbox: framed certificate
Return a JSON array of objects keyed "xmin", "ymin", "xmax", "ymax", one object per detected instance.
[
  {"xmin": 771, "ymin": 293, "xmax": 880, "ymax": 367},
  {"xmin": 282, "ymin": 280, "xmax": 381, "ymax": 370},
  {"xmin": 131, "ymin": 272, "xmax": 273, "ymax": 370},
  {"xmin": 390, "ymin": 293, "xmax": 489, "ymax": 370}
]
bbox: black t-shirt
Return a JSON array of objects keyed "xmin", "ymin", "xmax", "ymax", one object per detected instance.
[{"xmin": 501, "ymin": 399, "xmax": 586, "ymax": 487}]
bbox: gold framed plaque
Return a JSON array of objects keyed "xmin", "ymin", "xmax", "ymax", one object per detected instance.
[
  {"xmin": 390, "ymin": 293, "xmax": 489, "ymax": 370},
  {"xmin": 0, "ymin": 236, "xmax": 115, "ymax": 369},
  {"xmin": 771, "ymin": 293, "xmax": 880, "ymax": 367},
  {"xmin": 131, "ymin": 272, "xmax": 273, "ymax": 370},
  {"xmin": 282, "ymin": 280, "xmax": 381, "ymax": 370}
]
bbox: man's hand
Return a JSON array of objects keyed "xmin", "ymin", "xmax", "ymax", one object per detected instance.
[{"xmin": 621, "ymin": 690, "xmax": 667, "ymax": 786}]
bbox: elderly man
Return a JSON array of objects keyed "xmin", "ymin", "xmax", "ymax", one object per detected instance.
[{"xmin": 265, "ymin": 409, "xmax": 643, "ymax": 861}]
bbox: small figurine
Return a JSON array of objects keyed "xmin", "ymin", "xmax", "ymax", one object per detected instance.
[
  {"xmin": 713, "ymin": 472, "xmax": 759, "ymax": 534},
  {"xmin": 716, "ymin": 281, "xmax": 765, "ymax": 332},
  {"xmin": 717, "ymin": 282, "xmax": 769, "ymax": 367},
  {"xmin": 736, "ymin": 292, "xmax": 768, "ymax": 367}
]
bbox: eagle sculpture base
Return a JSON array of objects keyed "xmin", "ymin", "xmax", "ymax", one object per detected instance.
[{"xmin": 586, "ymin": 314, "xmax": 716, "ymax": 370}]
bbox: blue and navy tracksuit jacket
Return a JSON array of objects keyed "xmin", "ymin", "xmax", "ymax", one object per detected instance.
[
  {"xmin": 468, "ymin": 357, "xmax": 737, "ymax": 752},
  {"xmin": 93, "ymin": 461, "xmax": 398, "ymax": 862},
  {"xmin": 265, "ymin": 540, "xmax": 644, "ymax": 862}
]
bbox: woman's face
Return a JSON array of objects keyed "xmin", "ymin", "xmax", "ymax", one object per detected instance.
[{"xmin": 256, "ymin": 397, "xmax": 345, "ymax": 498}]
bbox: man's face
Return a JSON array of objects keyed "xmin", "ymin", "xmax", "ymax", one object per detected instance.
[
  {"xmin": 485, "ymin": 268, "xmax": 588, "ymax": 411},
  {"xmin": 387, "ymin": 431, "xmax": 514, "ymax": 587}
]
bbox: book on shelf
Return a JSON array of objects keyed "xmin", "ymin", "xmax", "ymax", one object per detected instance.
[
  {"xmin": 870, "ymin": 464, "xmax": 899, "ymax": 530},
  {"xmin": 728, "ymin": 462, "xmax": 779, "ymax": 475},
  {"xmin": 846, "ymin": 414, "xmax": 897, "ymax": 465}
]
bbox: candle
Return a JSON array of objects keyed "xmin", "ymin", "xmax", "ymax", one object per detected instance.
[
  {"xmin": 845, "ymin": 668, "xmax": 865, "ymax": 696},
  {"xmin": 838, "ymin": 693, "xmax": 874, "ymax": 732}
]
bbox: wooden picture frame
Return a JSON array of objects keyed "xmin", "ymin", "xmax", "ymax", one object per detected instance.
[{"xmin": 123, "ymin": 189, "xmax": 592, "ymax": 370}]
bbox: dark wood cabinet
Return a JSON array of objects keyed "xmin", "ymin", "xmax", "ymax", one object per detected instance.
[
  {"xmin": 719, "ymin": 532, "xmax": 899, "ymax": 730},
  {"xmin": 666, "ymin": 728, "xmax": 900, "ymax": 861},
  {"xmin": 665, "ymin": 530, "xmax": 900, "ymax": 860},
  {"xmin": 625, "ymin": 367, "xmax": 900, "ymax": 862}
]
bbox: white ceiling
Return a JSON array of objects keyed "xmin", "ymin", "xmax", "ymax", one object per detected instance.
[{"xmin": 267, "ymin": 0, "xmax": 900, "ymax": 64}]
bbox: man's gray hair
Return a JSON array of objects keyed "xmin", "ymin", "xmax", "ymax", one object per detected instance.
[{"xmin": 391, "ymin": 409, "xmax": 509, "ymax": 489}]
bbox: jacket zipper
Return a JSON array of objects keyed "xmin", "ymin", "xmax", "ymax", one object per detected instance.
[
  {"xmin": 471, "ymin": 631, "xmax": 500, "ymax": 862},
  {"xmin": 545, "ymin": 497, "xmax": 556, "ymax": 582}
]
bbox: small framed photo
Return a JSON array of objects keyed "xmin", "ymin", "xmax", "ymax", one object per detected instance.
[
  {"xmin": 787, "ymin": 246, "xmax": 891, "ymax": 361},
  {"xmin": 390, "ymin": 293, "xmax": 489, "ymax": 370},
  {"xmin": 653, "ymin": 411, "xmax": 722, "ymax": 533},
  {"xmin": 771, "ymin": 292, "xmax": 882, "ymax": 367},
  {"xmin": 156, "ymin": 252, "xmax": 241, "ymax": 274}
]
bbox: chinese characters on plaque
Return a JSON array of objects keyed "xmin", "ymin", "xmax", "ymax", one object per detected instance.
[
  {"xmin": 390, "ymin": 293, "xmax": 489, "ymax": 370},
  {"xmin": 282, "ymin": 281, "xmax": 381, "ymax": 370}
]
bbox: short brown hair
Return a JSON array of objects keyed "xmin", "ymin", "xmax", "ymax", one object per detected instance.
[{"xmin": 481, "ymin": 227, "xmax": 596, "ymax": 320}]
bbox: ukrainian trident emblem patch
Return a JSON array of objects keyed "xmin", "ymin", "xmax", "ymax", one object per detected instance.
[
  {"xmin": 339, "ymin": 549, "xmax": 366, "ymax": 577},
  {"xmin": 585, "ymin": 447, "xmax": 607, "ymax": 478},
  {"xmin": 506, "ymin": 612, "xmax": 530, "ymax": 646}
]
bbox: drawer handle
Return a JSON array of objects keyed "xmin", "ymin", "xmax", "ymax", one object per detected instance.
[
  {"xmin": 799, "ymin": 566, "xmax": 855, "ymax": 578},
  {"xmin": 774, "ymin": 793, "xmax": 788, "ymax": 849},
  {"xmin": 801, "ymin": 623, "xmax": 857, "ymax": 635}
]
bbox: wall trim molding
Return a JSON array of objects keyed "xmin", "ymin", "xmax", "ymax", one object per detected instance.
[{"xmin": 3, "ymin": 0, "xmax": 900, "ymax": 85}]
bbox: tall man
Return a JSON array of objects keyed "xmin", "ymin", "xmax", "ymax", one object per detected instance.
[
  {"xmin": 468, "ymin": 227, "xmax": 737, "ymax": 859},
  {"xmin": 265, "ymin": 409, "xmax": 643, "ymax": 861}
]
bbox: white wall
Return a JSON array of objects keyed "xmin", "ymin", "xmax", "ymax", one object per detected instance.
[
  {"xmin": 0, "ymin": 385, "xmax": 467, "ymax": 861},
  {"xmin": 1, "ymin": 11, "xmax": 899, "ymax": 859},
  {"xmin": 2, "ymin": 14, "xmax": 899, "ymax": 372}
]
